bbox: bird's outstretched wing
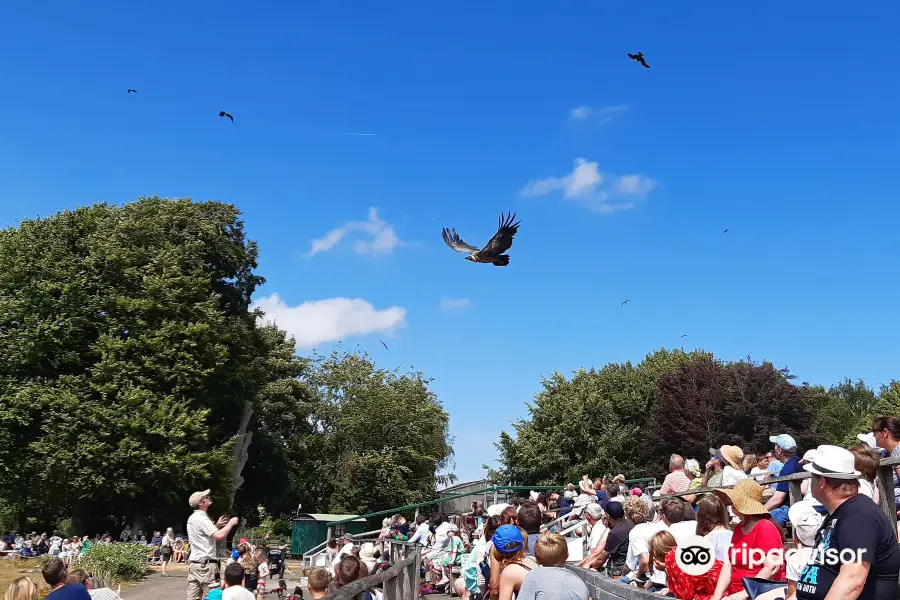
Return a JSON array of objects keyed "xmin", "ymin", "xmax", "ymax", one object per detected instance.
[
  {"xmin": 380, "ymin": 340, "xmax": 388, "ymax": 350},
  {"xmin": 639, "ymin": 57, "xmax": 651, "ymax": 68},
  {"xmin": 442, "ymin": 228, "xmax": 480, "ymax": 254},
  {"xmin": 479, "ymin": 212, "xmax": 520, "ymax": 258}
]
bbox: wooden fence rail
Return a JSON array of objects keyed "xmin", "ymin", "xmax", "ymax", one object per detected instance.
[{"xmin": 323, "ymin": 541, "xmax": 421, "ymax": 600}]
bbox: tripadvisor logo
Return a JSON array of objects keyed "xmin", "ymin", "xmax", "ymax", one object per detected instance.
[{"xmin": 675, "ymin": 535, "xmax": 715, "ymax": 576}]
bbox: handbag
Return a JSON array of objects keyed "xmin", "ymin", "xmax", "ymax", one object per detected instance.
[{"xmin": 741, "ymin": 577, "xmax": 788, "ymax": 600}]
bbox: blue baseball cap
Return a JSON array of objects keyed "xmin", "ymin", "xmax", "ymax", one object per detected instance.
[
  {"xmin": 491, "ymin": 524, "xmax": 524, "ymax": 553},
  {"xmin": 606, "ymin": 501, "xmax": 625, "ymax": 520},
  {"xmin": 769, "ymin": 434, "xmax": 797, "ymax": 452}
]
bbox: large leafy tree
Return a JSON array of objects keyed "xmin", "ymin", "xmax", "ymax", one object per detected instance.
[
  {"xmin": 644, "ymin": 358, "xmax": 818, "ymax": 472},
  {"xmin": 490, "ymin": 349, "xmax": 711, "ymax": 485},
  {"xmin": 0, "ymin": 197, "xmax": 293, "ymax": 531},
  {"xmin": 302, "ymin": 349, "xmax": 455, "ymax": 515}
]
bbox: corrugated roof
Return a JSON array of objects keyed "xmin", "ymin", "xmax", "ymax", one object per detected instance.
[
  {"xmin": 294, "ymin": 513, "xmax": 366, "ymax": 522},
  {"xmin": 439, "ymin": 479, "xmax": 489, "ymax": 493}
]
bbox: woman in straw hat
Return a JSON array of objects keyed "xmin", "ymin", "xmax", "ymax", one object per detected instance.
[
  {"xmin": 710, "ymin": 478, "xmax": 785, "ymax": 599},
  {"xmin": 718, "ymin": 445, "xmax": 748, "ymax": 487}
]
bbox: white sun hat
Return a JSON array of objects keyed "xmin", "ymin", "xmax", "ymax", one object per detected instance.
[{"xmin": 802, "ymin": 445, "xmax": 861, "ymax": 480}]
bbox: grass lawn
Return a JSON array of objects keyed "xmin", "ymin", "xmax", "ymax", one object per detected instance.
[{"xmin": 0, "ymin": 557, "xmax": 51, "ymax": 597}]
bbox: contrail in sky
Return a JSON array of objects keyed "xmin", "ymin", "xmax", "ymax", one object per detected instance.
[{"xmin": 341, "ymin": 132, "xmax": 376, "ymax": 136}]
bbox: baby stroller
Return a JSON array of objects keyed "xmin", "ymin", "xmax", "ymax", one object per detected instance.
[{"xmin": 266, "ymin": 547, "xmax": 286, "ymax": 579}]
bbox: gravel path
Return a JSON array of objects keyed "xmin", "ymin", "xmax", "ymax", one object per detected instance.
[{"xmin": 125, "ymin": 571, "xmax": 305, "ymax": 600}]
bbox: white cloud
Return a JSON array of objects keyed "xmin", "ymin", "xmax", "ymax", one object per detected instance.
[
  {"xmin": 569, "ymin": 104, "xmax": 630, "ymax": 123},
  {"xmin": 440, "ymin": 297, "xmax": 471, "ymax": 310},
  {"xmin": 252, "ymin": 293, "xmax": 406, "ymax": 349},
  {"xmin": 306, "ymin": 208, "xmax": 404, "ymax": 257},
  {"xmin": 520, "ymin": 158, "xmax": 656, "ymax": 214}
]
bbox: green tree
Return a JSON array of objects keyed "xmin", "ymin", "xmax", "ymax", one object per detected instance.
[
  {"xmin": 808, "ymin": 379, "xmax": 876, "ymax": 446},
  {"xmin": 848, "ymin": 381, "xmax": 900, "ymax": 446},
  {"xmin": 305, "ymin": 349, "xmax": 455, "ymax": 514},
  {"xmin": 490, "ymin": 349, "xmax": 710, "ymax": 485},
  {"xmin": 0, "ymin": 197, "xmax": 286, "ymax": 531}
]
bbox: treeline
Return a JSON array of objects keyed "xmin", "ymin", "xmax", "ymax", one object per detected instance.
[
  {"xmin": 489, "ymin": 349, "xmax": 900, "ymax": 484},
  {"xmin": 0, "ymin": 197, "xmax": 453, "ymax": 534}
]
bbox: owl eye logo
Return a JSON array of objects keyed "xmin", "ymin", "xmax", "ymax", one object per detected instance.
[
  {"xmin": 679, "ymin": 546, "xmax": 711, "ymax": 565},
  {"xmin": 675, "ymin": 536, "xmax": 715, "ymax": 576}
]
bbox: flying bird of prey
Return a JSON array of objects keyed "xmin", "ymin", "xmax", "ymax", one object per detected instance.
[
  {"xmin": 442, "ymin": 212, "xmax": 521, "ymax": 267},
  {"xmin": 680, "ymin": 334, "xmax": 688, "ymax": 338},
  {"xmin": 127, "ymin": 89, "xmax": 138, "ymax": 94},
  {"xmin": 621, "ymin": 300, "xmax": 630, "ymax": 307},
  {"xmin": 723, "ymin": 228, "xmax": 729, "ymax": 234},
  {"xmin": 627, "ymin": 52, "xmax": 651, "ymax": 68},
  {"xmin": 218, "ymin": 111, "xmax": 234, "ymax": 122},
  {"xmin": 380, "ymin": 340, "xmax": 388, "ymax": 350}
]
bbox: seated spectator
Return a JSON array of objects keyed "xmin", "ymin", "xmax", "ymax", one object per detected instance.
[
  {"xmin": 718, "ymin": 445, "xmax": 748, "ymax": 486},
  {"xmin": 330, "ymin": 555, "xmax": 374, "ymax": 600},
  {"xmin": 306, "ymin": 568, "xmax": 330, "ymax": 600},
  {"xmin": 649, "ymin": 530, "xmax": 722, "ymax": 600},
  {"xmin": 513, "ymin": 502, "xmax": 541, "ymax": 557},
  {"xmin": 763, "ymin": 433, "xmax": 800, "ymax": 526},
  {"xmin": 796, "ymin": 444, "xmax": 900, "ymax": 600},
  {"xmin": 695, "ymin": 496, "xmax": 732, "ymax": 562},
  {"xmin": 66, "ymin": 568, "xmax": 120, "ymax": 600},
  {"xmin": 408, "ymin": 515, "xmax": 431, "ymax": 545},
  {"xmin": 702, "ymin": 450, "xmax": 724, "ymax": 491},
  {"xmin": 849, "ymin": 443, "xmax": 881, "ymax": 504},
  {"xmin": 42, "ymin": 558, "xmax": 90, "ymax": 599},
  {"xmin": 491, "ymin": 525, "xmax": 537, "ymax": 600},
  {"xmin": 620, "ymin": 496, "xmax": 665, "ymax": 586},
  {"xmin": 220, "ymin": 561, "xmax": 254, "ymax": 600},
  {"xmin": 682, "ymin": 459, "xmax": 704, "ymax": 504},
  {"xmin": 576, "ymin": 504, "xmax": 608, "ymax": 569},
  {"xmin": 712, "ymin": 479, "xmax": 785, "ymax": 598},
  {"xmin": 786, "ymin": 499, "xmax": 824, "ymax": 600},
  {"xmin": 517, "ymin": 532, "xmax": 588, "ymax": 600},
  {"xmin": 745, "ymin": 454, "xmax": 766, "ymax": 482},
  {"xmin": 659, "ymin": 454, "xmax": 692, "ymax": 496},
  {"xmin": 659, "ymin": 497, "xmax": 696, "ymax": 542},
  {"xmin": 873, "ymin": 416, "xmax": 900, "ymax": 515},
  {"xmin": 5, "ymin": 577, "xmax": 38, "ymax": 600}
]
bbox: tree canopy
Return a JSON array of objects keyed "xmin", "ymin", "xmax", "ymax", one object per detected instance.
[
  {"xmin": 0, "ymin": 198, "xmax": 453, "ymax": 534},
  {"xmin": 492, "ymin": 350, "xmax": 899, "ymax": 485}
]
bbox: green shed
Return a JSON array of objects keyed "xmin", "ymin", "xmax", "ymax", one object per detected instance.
[{"xmin": 291, "ymin": 513, "xmax": 368, "ymax": 556}]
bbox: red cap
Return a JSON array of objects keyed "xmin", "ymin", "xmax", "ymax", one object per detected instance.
[{"xmin": 240, "ymin": 538, "xmax": 248, "ymax": 544}]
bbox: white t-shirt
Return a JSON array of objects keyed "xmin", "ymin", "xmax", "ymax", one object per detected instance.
[
  {"xmin": 186, "ymin": 510, "xmax": 218, "ymax": 561},
  {"xmin": 588, "ymin": 520, "xmax": 608, "ymax": 550},
  {"xmin": 722, "ymin": 466, "xmax": 748, "ymax": 487},
  {"xmin": 625, "ymin": 521, "xmax": 666, "ymax": 573},
  {"xmin": 667, "ymin": 521, "xmax": 697, "ymax": 543},
  {"xmin": 409, "ymin": 522, "xmax": 431, "ymax": 545},
  {"xmin": 786, "ymin": 546, "xmax": 813, "ymax": 582},
  {"xmin": 433, "ymin": 522, "xmax": 453, "ymax": 550},
  {"xmin": 749, "ymin": 467, "xmax": 768, "ymax": 482},
  {"xmin": 858, "ymin": 479, "xmax": 875, "ymax": 500},
  {"xmin": 257, "ymin": 562, "xmax": 270, "ymax": 580},
  {"xmin": 223, "ymin": 586, "xmax": 256, "ymax": 600}
]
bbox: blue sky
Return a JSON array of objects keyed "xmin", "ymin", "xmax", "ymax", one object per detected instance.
[{"xmin": 2, "ymin": 2, "xmax": 899, "ymax": 484}]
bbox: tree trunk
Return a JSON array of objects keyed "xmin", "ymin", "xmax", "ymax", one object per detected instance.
[{"xmin": 228, "ymin": 401, "xmax": 254, "ymax": 509}]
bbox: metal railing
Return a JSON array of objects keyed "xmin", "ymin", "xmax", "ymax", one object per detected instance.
[{"xmin": 323, "ymin": 541, "xmax": 421, "ymax": 600}]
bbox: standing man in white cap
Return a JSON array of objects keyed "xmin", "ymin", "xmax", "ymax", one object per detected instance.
[{"xmin": 186, "ymin": 489, "xmax": 239, "ymax": 600}]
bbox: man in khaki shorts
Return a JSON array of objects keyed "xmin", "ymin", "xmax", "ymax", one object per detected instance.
[{"xmin": 186, "ymin": 489, "xmax": 239, "ymax": 600}]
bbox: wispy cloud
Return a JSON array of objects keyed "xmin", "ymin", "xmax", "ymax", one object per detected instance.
[
  {"xmin": 569, "ymin": 104, "xmax": 630, "ymax": 123},
  {"xmin": 520, "ymin": 157, "xmax": 656, "ymax": 214},
  {"xmin": 440, "ymin": 297, "xmax": 471, "ymax": 310},
  {"xmin": 306, "ymin": 208, "xmax": 403, "ymax": 258},
  {"xmin": 252, "ymin": 293, "xmax": 406, "ymax": 349}
]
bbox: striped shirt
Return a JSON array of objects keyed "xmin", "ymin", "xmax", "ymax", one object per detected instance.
[{"xmin": 659, "ymin": 470, "xmax": 692, "ymax": 495}]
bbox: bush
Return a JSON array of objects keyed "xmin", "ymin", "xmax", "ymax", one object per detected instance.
[{"xmin": 78, "ymin": 543, "xmax": 150, "ymax": 585}]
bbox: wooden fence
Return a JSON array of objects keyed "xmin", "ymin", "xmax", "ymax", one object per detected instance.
[
  {"xmin": 565, "ymin": 454, "xmax": 900, "ymax": 599},
  {"xmin": 323, "ymin": 541, "xmax": 421, "ymax": 600}
]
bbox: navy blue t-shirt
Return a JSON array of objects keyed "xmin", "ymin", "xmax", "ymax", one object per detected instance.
[
  {"xmin": 47, "ymin": 583, "xmax": 91, "ymax": 600},
  {"xmin": 774, "ymin": 456, "xmax": 801, "ymax": 494},
  {"xmin": 596, "ymin": 490, "xmax": 611, "ymax": 510}
]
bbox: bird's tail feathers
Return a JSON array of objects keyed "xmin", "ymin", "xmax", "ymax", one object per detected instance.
[{"xmin": 491, "ymin": 255, "xmax": 510, "ymax": 267}]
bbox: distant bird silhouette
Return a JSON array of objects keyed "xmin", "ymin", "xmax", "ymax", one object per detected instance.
[
  {"xmin": 380, "ymin": 340, "xmax": 388, "ymax": 350},
  {"xmin": 621, "ymin": 300, "xmax": 630, "ymax": 307},
  {"xmin": 218, "ymin": 111, "xmax": 234, "ymax": 123},
  {"xmin": 680, "ymin": 334, "xmax": 688, "ymax": 338},
  {"xmin": 627, "ymin": 52, "xmax": 651, "ymax": 68},
  {"xmin": 723, "ymin": 228, "xmax": 729, "ymax": 234},
  {"xmin": 127, "ymin": 89, "xmax": 138, "ymax": 94}
]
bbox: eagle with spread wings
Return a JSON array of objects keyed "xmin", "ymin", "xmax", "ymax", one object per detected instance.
[{"xmin": 441, "ymin": 212, "xmax": 521, "ymax": 266}]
